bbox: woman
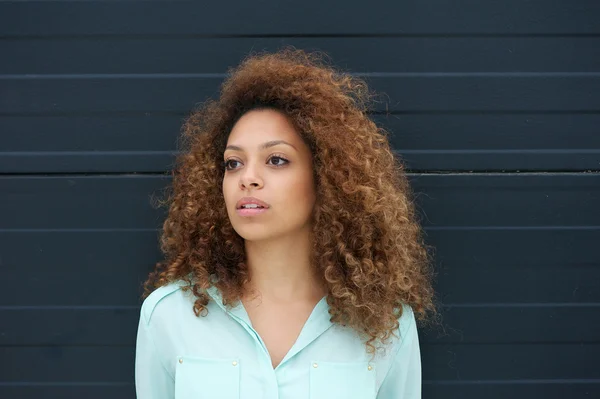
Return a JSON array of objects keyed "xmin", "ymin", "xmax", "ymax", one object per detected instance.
[{"xmin": 135, "ymin": 47, "xmax": 438, "ymax": 399}]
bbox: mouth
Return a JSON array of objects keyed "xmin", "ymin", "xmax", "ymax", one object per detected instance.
[{"xmin": 236, "ymin": 206, "xmax": 269, "ymax": 217}]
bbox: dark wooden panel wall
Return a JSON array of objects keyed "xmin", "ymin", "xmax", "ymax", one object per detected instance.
[{"xmin": 1, "ymin": 1, "xmax": 598, "ymax": 398}]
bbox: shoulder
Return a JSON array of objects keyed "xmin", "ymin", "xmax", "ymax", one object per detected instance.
[
  {"xmin": 398, "ymin": 304, "xmax": 415, "ymax": 328},
  {"xmin": 396, "ymin": 303, "xmax": 417, "ymax": 345},
  {"xmin": 140, "ymin": 281, "xmax": 189, "ymax": 325},
  {"xmin": 377, "ymin": 304, "xmax": 418, "ymax": 365}
]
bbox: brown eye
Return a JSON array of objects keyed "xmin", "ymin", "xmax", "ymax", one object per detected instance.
[
  {"xmin": 223, "ymin": 159, "xmax": 241, "ymax": 170},
  {"xmin": 268, "ymin": 155, "xmax": 289, "ymax": 167}
]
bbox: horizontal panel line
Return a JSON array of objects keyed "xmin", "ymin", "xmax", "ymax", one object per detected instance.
[
  {"xmin": 0, "ymin": 173, "xmax": 170, "ymax": 179},
  {"xmin": 412, "ymin": 171, "xmax": 600, "ymax": 175},
  {"xmin": 3, "ymin": 72, "xmax": 600, "ymax": 80},
  {"xmin": 3, "ymin": 111, "xmax": 600, "ymax": 117},
  {"xmin": 1, "ymin": 171, "xmax": 597, "ymax": 179},
  {"xmin": 2, "ymin": 33, "xmax": 600, "ymax": 41},
  {"xmin": 442, "ymin": 303, "xmax": 600, "ymax": 308},
  {"xmin": 0, "ymin": 344, "xmax": 136, "ymax": 348},
  {"xmin": 1, "ymin": 226, "xmax": 599, "ymax": 233},
  {"xmin": 0, "ymin": 382, "xmax": 132, "ymax": 387},
  {"xmin": 0, "ymin": 151, "xmax": 178, "ymax": 156},
  {"xmin": 2, "ymin": 342, "xmax": 598, "ymax": 349},
  {"xmin": 425, "ymin": 226, "xmax": 600, "ymax": 231},
  {"xmin": 376, "ymin": 110, "xmax": 600, "ymax": 115},
  {"xmin": 0, "ymin": 305, "xmax": 140, "ymax": 310},
  {"xmin": 2, "ymin": 171, "xmax": 600, "ymax": 176},
  {"xmin": 2, "ymin": 379, "xmax": 600, "ymax": 387},
  {"xmin": 400, "ymin": 149, "xmax": 600, "ymax": 154},
  {"xmin": 424, "ymin": 379, "xmax": 600, "ymax": 385},
  {"xmin": 424, "ymin": 341, "xmax": 600, "ymax": 346},
  {"xmin": 2, "ymin": 303, "xmax": 599, "ymax": 311},
  {"xmin": 2, "ymin": 149, "xmax": 600, "ymax": 156},
  {"xmin": 0, "ymin": 111, "xmax": 188, "ymax": 117},
  {"xmin": 0, "ymin": 228, "xmax": 160, "ymax": 233}
]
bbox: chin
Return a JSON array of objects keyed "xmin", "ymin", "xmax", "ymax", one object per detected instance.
[{"xmin": 232, "ymin": 224, "xmax": 275, "ymax": 242}]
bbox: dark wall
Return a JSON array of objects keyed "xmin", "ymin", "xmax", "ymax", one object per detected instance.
[{"xmin": 1, "ymin": 1, "xmax": 599, "ymax": 398}]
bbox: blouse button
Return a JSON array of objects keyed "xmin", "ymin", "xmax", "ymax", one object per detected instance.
[
  {"xmin": 232, "ymin": 361, "xmax": 238, "ymax": 367},
  {"xmin": 312, "ymin": 362, "xmax": 318, "ymax": 368},
  {"xmin": 368, "ymin": 365, "xmax": 373, "ymax": 371},
  {"xmin": 178, "ymin": 358, "xmax": 183, "ymax": 364}
]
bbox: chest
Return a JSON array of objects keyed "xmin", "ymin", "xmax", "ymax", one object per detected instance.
[
  {"xmin": 243, "ymin": 301, "xmax": 316, "ymax": 368},
  {"xmin": 168, "ymin": 298, "xmax": 384, "ymax": 399}
]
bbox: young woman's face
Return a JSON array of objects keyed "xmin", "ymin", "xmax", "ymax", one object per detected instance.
[{"xmin": 222, "ymin": 108, "xmax": 316, "ymax": 242}]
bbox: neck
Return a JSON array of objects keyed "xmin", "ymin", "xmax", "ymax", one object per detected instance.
[{"xmin": 242, "ymin": 228, "xmax": 326, "ymax": 303}]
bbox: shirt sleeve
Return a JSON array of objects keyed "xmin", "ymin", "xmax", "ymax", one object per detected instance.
[
  {"xmin": 135, "ymin": 308, "xmax": 175, "ymax": 399},
  {"xmin": 376, "ymin": 307, "xmax": 422, "ymax": 399}
]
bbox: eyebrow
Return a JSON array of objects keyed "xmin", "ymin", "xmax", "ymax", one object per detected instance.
[{"xmin": 225, "ymin": 140, "xmax": 297, "ymax": 152}]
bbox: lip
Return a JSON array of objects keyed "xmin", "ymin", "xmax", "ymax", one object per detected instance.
[
  {"xmin": 236, "ymin": 207, "xmax": 269, "ymax": 217},
  {"xmin": 236, "ymin": 197, "xmax": 270, "ymax": 210},
  {"xmin": 235, "ymin": 196, "xmax": 270, "ymax": 217}
]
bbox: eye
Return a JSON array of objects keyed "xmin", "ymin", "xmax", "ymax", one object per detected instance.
[
  {"xmin": 223, "ymin": 155, "xmax": 289, "ymax": 171},
  {"xmin": 268, "ymin": 155, "xmax": 289, "ymax": 167},
  {"xmin": 223, "ymin": 159, "xmax": 241, "ymax": 171}
]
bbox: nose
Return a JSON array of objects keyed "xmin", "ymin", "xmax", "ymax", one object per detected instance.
[{"xmin": 238, "ymin": 161, "xmax": 264, "ymax": 190}]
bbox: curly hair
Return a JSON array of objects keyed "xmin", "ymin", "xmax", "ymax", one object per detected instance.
[{"xmin": 143, "ymin": 46, "xmax": 438, "ymax": 354}]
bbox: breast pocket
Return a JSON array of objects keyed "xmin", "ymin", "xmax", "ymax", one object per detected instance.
[
  {"xmin": 175, "ymin": 356, "xmax": 240, "ymax": 399},
  {"xmin": 309, "ymin": 361, "xmax": 376, "ymax": 399}
]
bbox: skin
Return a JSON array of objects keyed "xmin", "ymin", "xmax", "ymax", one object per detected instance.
[{"xmin": 222, "ymin": 108, "xmax": 327, "ymax": 368}]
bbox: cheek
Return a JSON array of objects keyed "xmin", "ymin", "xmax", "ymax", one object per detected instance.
[
  {"xmin": 222, "ymin": 178, "xmax": 235, "ymax": 205},
  {"xmin": 281, "ymin": 173, "xmax": 316, "ymax": 207}
]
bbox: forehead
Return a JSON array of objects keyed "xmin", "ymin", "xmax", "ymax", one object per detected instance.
[{"xmin": 227, "ymin": 108, "xmax": 300, "ymax": 145}]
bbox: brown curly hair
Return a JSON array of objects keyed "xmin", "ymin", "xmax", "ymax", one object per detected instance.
[{"xmin": 143, "ymin": 46, "xmax": 439, "ymax": 353}]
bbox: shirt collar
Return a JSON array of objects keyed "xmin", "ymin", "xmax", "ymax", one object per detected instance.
[
  {"xmin": 280, "ymin": 294, "xmax": 333, "ymax": 365},
  {"xmin": 205, "ymin": 280, "xmax": 334, "ymax": 367},
  {"xmin": 205, "ymin": 283, "xmax": 254, "ymax": 327}
]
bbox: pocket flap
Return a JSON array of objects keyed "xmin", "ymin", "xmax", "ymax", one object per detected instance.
[
  {"xmin": 175, "ymin": 356, "xmax": 240, "ymax": 399},
  {"xmin": 309, "ymin": 360, "xmax": 376, "ymax": 399}
]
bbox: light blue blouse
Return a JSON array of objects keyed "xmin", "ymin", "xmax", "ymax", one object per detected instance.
[{"xmin": 135, "ymin": 281, "xmax": 422, "ymax": 399}]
